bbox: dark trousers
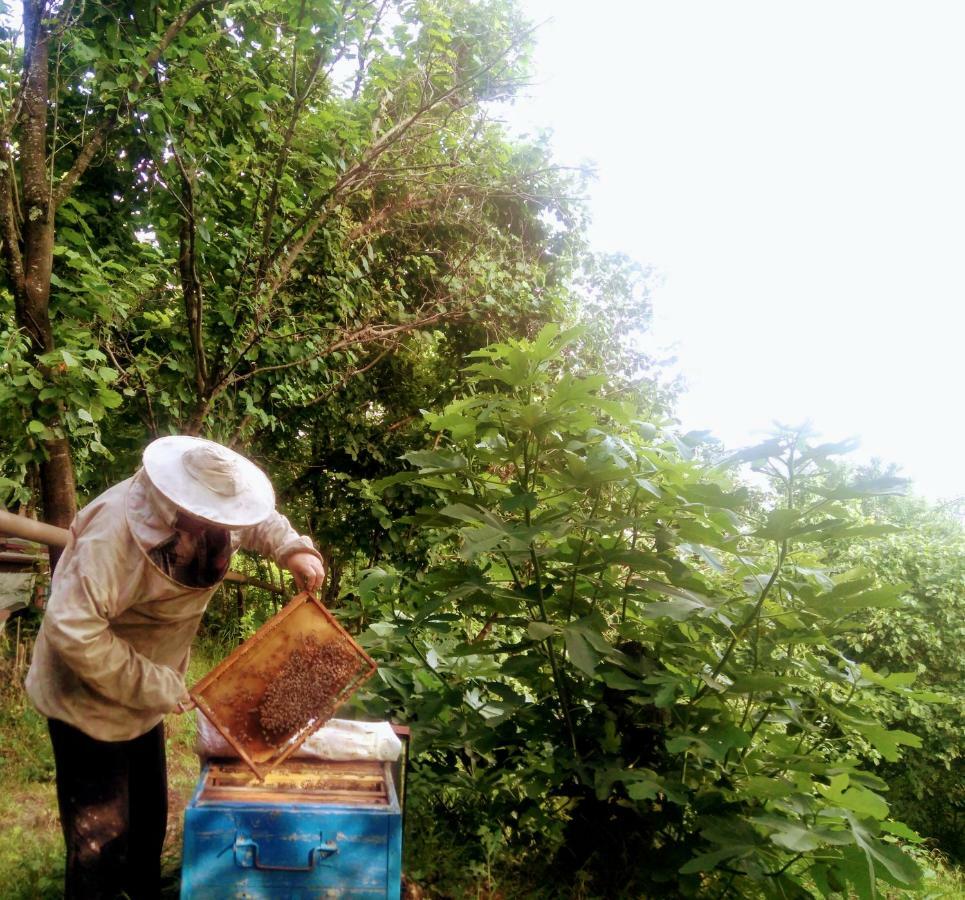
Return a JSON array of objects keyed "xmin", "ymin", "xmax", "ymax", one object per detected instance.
[{"xmin": 48, "ymin": 718, "xmax": 168, "ymax": 900}]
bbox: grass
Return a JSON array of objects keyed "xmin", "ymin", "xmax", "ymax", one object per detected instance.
[
  {"xmin": 0, "ymin": 643, "xmax": 63, "ymax": 900},
  {"xmin": 906, "ymin": 853, "xmax": 965, "ymax": 900}
]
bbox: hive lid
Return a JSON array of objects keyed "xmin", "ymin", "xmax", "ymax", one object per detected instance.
[{"xmin": 189, "ymin": 592, "xmax": 377, "ymax": 780}]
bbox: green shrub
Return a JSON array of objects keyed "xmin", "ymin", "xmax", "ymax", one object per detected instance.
[
  {"xmin": 848, "ymin": 502, "xmax": 965, "ymax": 861},
  {"xmin": 352, "ymin": 326, "xmax": 932, "ymax": 898}
]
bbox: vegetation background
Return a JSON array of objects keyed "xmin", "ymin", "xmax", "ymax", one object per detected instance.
[{"xmin": 0, "ymin": 0, "xmax": 961, "ymax": 897}]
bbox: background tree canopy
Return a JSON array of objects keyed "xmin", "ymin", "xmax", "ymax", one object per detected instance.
[
  {"xmin": 0, "ymin": 1, "xmax": 961, "ymax": 897},
  {"xmin": 0, "ymin": 0, "xmax": 648, "ymax": 515}
]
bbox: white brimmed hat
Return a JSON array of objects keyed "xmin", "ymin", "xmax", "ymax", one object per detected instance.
[{"xmin": 142, "ymin": 436, "xmax": 275, "ymax": 528}]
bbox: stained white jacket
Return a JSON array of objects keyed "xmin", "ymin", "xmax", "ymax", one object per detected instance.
[{"xmin": 26, "ymin": 469, "xmax": 320, "ymax": 741}]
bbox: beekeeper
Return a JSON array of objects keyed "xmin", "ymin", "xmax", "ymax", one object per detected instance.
[{"xmin": 25, "ymin": 435, "xmax": 326, "ymax": 899}]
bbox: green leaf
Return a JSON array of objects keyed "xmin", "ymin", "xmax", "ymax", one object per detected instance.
[
  {"xmin": 683, "ymin": 483, "xmax": 749, "ymax": 509},
  {"xmin": 845, "ymin": 812, "xmax": 922, "ymax": 886},
  {"xmin": 633, "ymin": 477, "xmax": 661, "ymax": 497},
  {"xmin": 353, "ymin": 567, "xmax": 397, "ymax": 600},
  {"xmin": 857, "ymin": 725, "xmax": 922, "ymax": 763},
  {"xmin": 369, "ymin": 471, "xmax": 424, "ymax": 492},
  {"xmin": 459, "ymin": 525, "xmax": 513, "ymax": 558},
  {"xmin": 816, "ymin": 475, "xmax": 909, "ymax": 500},
  {"xmin": 440, "ymin": 503, "xmax": 492, "ymax": 526},
  {"xmin": 827, "ymin": 707, "xmax": 923, "ymax": 762},
  {"xmin": 403, "ymin": 449, "xmax": 468, "ymax": 471},
  {"xmin": 728, "ymin": 674, "xmax": 798, "ymax": 694},
  {"xmin": 600, "ymin": 667, "xmax": 640, "ymax": 690},
  {"xmin": 741, "ymin": 775, "xmax": 794, "ymax": 801},
  {"xmin": 678, "ymin": 847, "xmax": 745, "ymax": 874},
  {"xmin": 625, "ymin": 779, "xmax": 662, "ymax": 801},
  {"xmin": 639, "ymin": 597, "xmax": 707, "ymax": 621},
  {"xmin": 638, "ymin": 582, "xmax": 717, "ymax": 621},
  {"xmin": 428, "ymin": 411, "xmax": 476, "ymax": 440},
  {"xmin": 809, "ymin": 583, "xmax": 908, "ymax": 616},
  {"xmin": 880, "ymin": 821, "xmax": 924, "ymax": 843},
  {"xmin": 97, "ymin": 389, "xmax": 123, "ymax": 409},
  {"xmin": 833, "ymin": 845, "xmax": 876, "ymax": 898},
  {"xmin": 752, "ymin": 814, "xmax": 850, "ymax": 852},
  {"xmin": 527, "ymin": 621, "xmax": 555, "ymax": 641},
  {"xmin": 816, "ymin": 780, "xmax": 889, "ymax": 819},
  {"xmin": 667, "ymin": 726, "xmax": 750, "ymax": 762},
  {"xmin": 563, "ymin": 626, "xmax": 598, "ymax": 675},
  {"xmin": 753, "ymin": 508, "xmax": 803, "ymax": 541},
  {"xmin": 720, "ymin": 438, "xmax": 784, "ymax": 466},
  {"xmin": 499, "ymin": 491, "xmax": 538, "ymax": 512}
]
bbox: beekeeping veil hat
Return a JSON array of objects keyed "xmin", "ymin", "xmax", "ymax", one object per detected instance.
[{"xmin": 142, "ymin": 435, "xmax": 275, "ymax": 528}]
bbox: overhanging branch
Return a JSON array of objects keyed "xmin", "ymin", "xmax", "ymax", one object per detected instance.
[{"xmin": 52, "ymin": 0, "xmax": 220, "ymax": 208}]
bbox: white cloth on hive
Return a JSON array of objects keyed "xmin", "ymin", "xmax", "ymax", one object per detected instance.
[{"xmin": 196, "ymin": 711, "xmax": 402, "ymax": 762}]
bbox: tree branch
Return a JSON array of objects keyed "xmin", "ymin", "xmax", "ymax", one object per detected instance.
[
  {"xmin": 171, "ymin": 134, "xmax": 209, "ymax": 395},
  {"xmin": 230, "ymin": 309, "xmax": 460, "ymax": 386},
  {"xmin": 294, "ymin": 346, "xmax": 392, "ymax": 408},
  {"xmin": 0, "ymin": 138, "xmax": 26, "ymax": 300},
  {"xmin": 51, "ymin": 117, "xmax": 111, "ymax": 208},
  {"xmin": 350, "ymin": 0, "xmax": 390, "ymax": 100},
  {"xmin": 256, "ymin": 23, "xmax": 535, "ymax": 300},
  {"xmin": 255, "ymin": 43, "xmax": 327, "ymax": 280},
  {"xmin": 52, "ymin": 0, "xmax": 220, "ymax": 208}
]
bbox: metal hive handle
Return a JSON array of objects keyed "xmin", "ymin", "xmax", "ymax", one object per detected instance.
[{"xmin": 233, "ymin": 833, "xmax": 338, "ymax": 871}]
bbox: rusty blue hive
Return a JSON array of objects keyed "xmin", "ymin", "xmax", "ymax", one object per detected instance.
[{"xmin": 180, "ymin": 758, "xmax": 402, "ymax": 899}]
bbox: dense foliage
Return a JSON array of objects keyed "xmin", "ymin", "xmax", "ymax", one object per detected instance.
[
  {"xmin": 344, "ymin": 329, "xmax": 948, "ymax": 897},
  {"xmin": 847, "ymin": 499, "xmax": 964, "ymax": 860},
  {"xmin": 342, "ymin": 326, "xmax": 942, "ymax": 897},
  {"xmin": 0, "ymin": 0, "xmax": 658, "ymax": 578},
  {"xmin": 0, "ymin": 0, "xmax": 604, "ymax": 502}
]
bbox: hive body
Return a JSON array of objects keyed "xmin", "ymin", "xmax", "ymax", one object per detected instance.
[{"xmin": 180, "ymin": 760, "xmax": 402, "ymax": 899}]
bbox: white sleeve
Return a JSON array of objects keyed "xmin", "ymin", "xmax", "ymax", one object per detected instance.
[{"xmin": 238, "ymin": 510, "xmax": 323, "ymax": 565}]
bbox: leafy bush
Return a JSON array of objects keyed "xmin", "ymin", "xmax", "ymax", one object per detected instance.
[
  {"xmin": 351, "ymin": 325, "xmax": 932, "ymax": 898},
  {"xmin": 847, "ymin": 501, "xmax": 965, "ymax": 860}
]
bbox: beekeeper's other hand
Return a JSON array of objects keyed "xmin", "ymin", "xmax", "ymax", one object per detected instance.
[{"xmin": 287, "ymin": 551, "xmax": 327, "ymax": 594}]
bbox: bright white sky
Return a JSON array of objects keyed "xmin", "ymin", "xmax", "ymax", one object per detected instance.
[{"xmin": 503, "ymin": 1, "xmax": 965, "ymax": 501}]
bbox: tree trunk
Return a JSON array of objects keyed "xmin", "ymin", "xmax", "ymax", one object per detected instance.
[
  {"xmin": 235, "ymin": 584, "xmax": 246, "ymax": 640},
  {"xmin": 39, "ymin": 438, "xmax": 77, "ymax": 568},
  {"xmin": 14, "ymin": 1, "xmax": 77, "ymax": 568},
  {"xmin": 323, "ymin": 559, "xmax": 341, "ymax": 606},
  {"xmin": 3, "ymin": 0, "xmax": 225, "ymax": 569}
]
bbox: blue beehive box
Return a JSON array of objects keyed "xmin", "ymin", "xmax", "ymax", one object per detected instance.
[{"xmin": 180, "ymin": 758, "xmax": 402, "ymax": 899}]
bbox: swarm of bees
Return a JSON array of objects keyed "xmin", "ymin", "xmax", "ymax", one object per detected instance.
[{"xmin": 255, "ymin": 634, "xmax": 362, "ymax": 745}]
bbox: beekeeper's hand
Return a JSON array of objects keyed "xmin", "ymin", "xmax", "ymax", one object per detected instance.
[
  {"xmin": 287, "ymin": 551, "xmax": 327, "ymax": 594},
  {"xmin": 175, "ymin": 692, "xmax": 196, "ymax": 714}
]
